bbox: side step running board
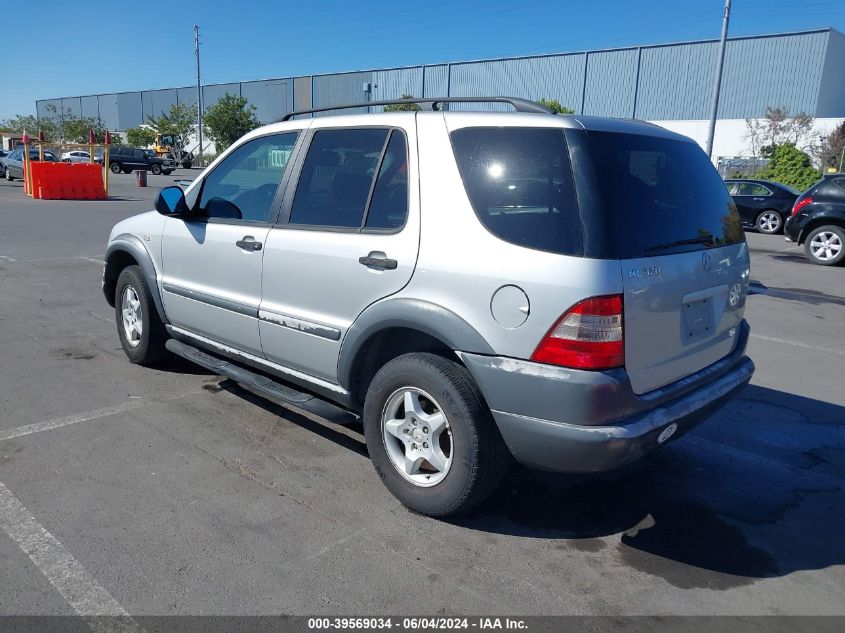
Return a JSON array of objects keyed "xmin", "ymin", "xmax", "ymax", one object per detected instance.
[{"xmin": 165, "ymin": 339, "xmax": 357, "ymax": 422}]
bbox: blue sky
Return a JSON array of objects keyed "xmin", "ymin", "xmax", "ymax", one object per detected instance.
[{"xmin": 2, "ymin": 0, "xmax": 844, "ymax": 119}]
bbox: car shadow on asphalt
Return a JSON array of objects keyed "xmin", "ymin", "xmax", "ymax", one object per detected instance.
[
  {"xmin": 217, "ymin": 379, "xmax": 369, "ymax": 458},
  {"xmin": 166, "ymin": 364, "xmax": 845, "ymax": 586},
  {"xmin": 153, "ymin": 354, "xmax": 217, "ymax": 376},
  {"xmin": 450, "ymin": 384, "xmax": 845, "ymax": 587}
]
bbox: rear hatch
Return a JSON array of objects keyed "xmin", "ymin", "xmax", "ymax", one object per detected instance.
[{"xmin": 572, "ymin": 127, "xmax": 749, "ymax": 394}]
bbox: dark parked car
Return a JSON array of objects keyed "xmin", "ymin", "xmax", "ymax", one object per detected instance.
[
  {"xmin": 107, "ymin": 147, "xmax": 176, "ymax": 175},
  {"xmin": 725, "ymin": 179, "xmax": 800, "ymax": 234},
  {"xmin": 1, "ymin": 148, "xmax": 57, "ymax": 181},
  {"xmin": 784, "ymin": 174, "xmax": 845, "ymax": 266}
]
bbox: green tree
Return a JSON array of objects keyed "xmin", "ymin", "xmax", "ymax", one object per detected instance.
[
  {"xmin": 0, "ymin": 113, "xmax": 58, "ymax": 141},
  {"xmin": 203, "ymin": 94, "xmax": 260, "ymax": 151},
  {"xmin": 60, "ymin": 116, "xmax": 106, "ymax": 144},
  {"xmin": 537, "ymin": 98, "xmax": 574, "ymax": 114},
  {"xmin": 147, "ymin": 103, "xmax": 197, "ymax": 149},
  {"xmin": 126, "ymin": 127, "xmax": 158, "ymax": 147},
  {"xmin": 384, "ymin": 94, "xmax": 422, "ymax": 112},
  {"xmin": 146, "ymin": 102, "xmax": 198, "ymax": 164},
  {"xmin": 757, "ymin": 144, "xmax": 822, "ymax": 191},
  {"xmin": 818, "ymin": 121, "xmax": 845, "ymax": 172},
  {"xmin": 745, "ymin": 106, "xmax": 815, "ymax": 159}
]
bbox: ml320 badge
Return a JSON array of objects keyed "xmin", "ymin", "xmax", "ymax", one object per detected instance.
[{"xmin": 627, "ymin": 266, "xmax": 662, "ymax": 279}]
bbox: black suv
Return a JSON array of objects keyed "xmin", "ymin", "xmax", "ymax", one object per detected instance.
[
  {"xmin": 108, "ymin": 147, "xmax": 176, "ymax": 175},
  {"xmin": 725, "ymin": 179, "xmax": 800, "ymax": 235},
  {"xmin": 785, "ymin": 174, "xmax": 845, "ymax": 266}
]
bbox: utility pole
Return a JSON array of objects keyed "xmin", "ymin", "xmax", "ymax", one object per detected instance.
[
  {"xmin": 705, "ymin": 0, "xmax": 731, "ymax": 159},
  {"xmin": 194, "ymin": 25, "xmax": 203, "ymax": 164}
]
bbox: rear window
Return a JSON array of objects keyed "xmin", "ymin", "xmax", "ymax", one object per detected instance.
[
  {"xmin": 579, "ymin": 131, "xmax": 744, "ymax": 258},
  {"xmin": 450, "ymin": 127, "xmax": 582, "ymax": 256}
]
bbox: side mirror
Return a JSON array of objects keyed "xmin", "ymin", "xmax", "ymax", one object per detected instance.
[{"xmin": 154, "ymin": 186, "xmax": 189, "ymax": 216}]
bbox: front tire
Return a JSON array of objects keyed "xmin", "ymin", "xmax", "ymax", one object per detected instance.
[
  {"xmin": 804, "ymin": 225, "xmax": 845, "ymax": 266},
  {"xmin": 114, "ymin": 265, "xmax": 168, "ymax": 365},
  {"xmin": 110, "ymin": 162, "xmax": 122, "ymax": 174},
  {"xmin": 5, "ymin": 167, "xmax": 13, "ymax": 181},
  {"xmin": 150, "ymin": 164, "xmax": 162, "ymax": 175},
  {"xmin": 363, "ymin": 353, "xmax": 510, "ymax": 517},
  {"xmin": 756, "ymin": 210, "xmax": 783, "ymax": 234}
]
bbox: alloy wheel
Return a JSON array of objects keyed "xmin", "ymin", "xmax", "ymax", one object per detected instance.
[
  {"xmin": 809, "ymin": 231, "xmax": 842, "ymax": 261},
  {"xmin": 121, "ymin": 286, "xmax": 143, "ymax": 347},
  {"xmin": 381, "ymin": 387, "xmax": 453, "ymax": 487},
  {"xmin": 757, "ymin": 211, "xmax": 781, "ymax": 234}
]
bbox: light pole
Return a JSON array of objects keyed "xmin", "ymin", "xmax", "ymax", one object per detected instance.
[
  {"xmin": 705, "ymin": 0, "xmax": 731, "ymax": 159},
  {"xmin": 194, "ymin": 25, "xmax": 203, "ymax": 165}
]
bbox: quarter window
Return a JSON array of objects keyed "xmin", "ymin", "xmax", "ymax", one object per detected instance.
[
  {"xmin": 450, "ymin": 127, "xmax": 582, "ymax": 256},
  {"xmin": 198, "ymin": 132, "xmax": 299, "ymax": 223},
  {"xmin": 365, "ymin": 131, "xmax": 409, "ymax": 229}
]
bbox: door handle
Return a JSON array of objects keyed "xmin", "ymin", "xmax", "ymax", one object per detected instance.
[
  {"xmin": 358, "ymin": 254, "xmax": 398, "ymax": 270},
  {"xmin": 236, "ymin": 236, "xmax": 262, "ymax": 251}
]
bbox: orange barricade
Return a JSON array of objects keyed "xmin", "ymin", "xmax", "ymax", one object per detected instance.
[{"xmin": 28, "ymin": 162, "xmax": 106, "ymax": 200}]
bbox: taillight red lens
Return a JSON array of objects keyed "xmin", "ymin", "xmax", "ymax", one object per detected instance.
[
  {"xmin": 531, "ymin": 295, "xmax": 624, "ymax": 370},
  {"xmin": 792, "ymin": 197, "xmax": 813, "ymax": 216}
]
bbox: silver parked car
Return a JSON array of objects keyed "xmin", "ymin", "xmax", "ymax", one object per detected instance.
[
  {"xmin": 2, "ymin": 148, "xmax": 57, "ymax": 180},
  {"xmin": 61, "ymin": 150, "xmax": 92, "ymax": 163},
  {"xmin": 102, "ymin": 97, "xmax": 754, "ymax": 516}
]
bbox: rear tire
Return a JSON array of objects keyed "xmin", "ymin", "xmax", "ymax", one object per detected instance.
[
  {"xmin": 756, "ymin": 210, "xmax": 783, "ymax": 234},
  {"xmin": 804, "ymin": 225, "xmax": 845, "ymax": 266},
  {"xmin": 150, "ymin": 164, "xmax": 162, "ymax": 175},
  {"xmin": 363, "ymin": 353, "xmax": 510, "ymax": 517},
  {"xmin": 114, "ymin": 265, "xmax": 168, "ymax": 365},
  {"xmin": 110, "ymin": 162, "xmax": 121, "ymax": 174}
]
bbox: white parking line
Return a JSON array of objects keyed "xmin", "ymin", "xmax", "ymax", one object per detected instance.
[
  {"xmin": 0, "ymin": 482, "xmax": 145, "ymax": 632},
  {"xmin": 0, "ymin": 392, "xmax": 201, "ymax": 443},
  {"xmin": 0, "ymin": 255, "xmax": 102, "ymax": 264},
  {"xmin": 750, "ymin": 333, "xmax": 845, "ymax": 357}
]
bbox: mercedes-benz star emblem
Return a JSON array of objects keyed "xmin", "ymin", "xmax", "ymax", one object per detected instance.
[{"xmin": 702, "ymin": 252, "xmax": 712, "ymax": 272}]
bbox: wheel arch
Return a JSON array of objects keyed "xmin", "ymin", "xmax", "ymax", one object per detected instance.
[
  {"xmin": 338, "ymin": 298, "xmax": 494, "ymax": 406},
  {"xmin": 798, "ymin": 216, "xmax": 845, "ymax": 244},
  {"xmin": 103, "ymin": 234, "xmax": 169, "ymax": 324}
]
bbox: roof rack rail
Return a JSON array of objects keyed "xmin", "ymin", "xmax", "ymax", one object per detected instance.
[{"xmin": 278, "ymin": 96, "xmax": 553, "ymax": 122}]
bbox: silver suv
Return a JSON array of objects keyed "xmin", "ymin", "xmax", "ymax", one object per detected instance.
[{"xmin": 103, "ymin": 97, "xmax": 754, "ymax": 516}]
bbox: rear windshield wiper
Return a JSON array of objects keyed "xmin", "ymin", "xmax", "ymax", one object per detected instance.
[{"xmin": 644, "ymin": 234, "xmax": 716, "ymax": 253}]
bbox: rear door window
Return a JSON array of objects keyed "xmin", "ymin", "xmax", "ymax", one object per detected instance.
[
  {"xmin": 450, "ymin": 127, "xmax": 582, "ymax": 256},
  {"xmin": 577, "ymin": 131, "xmax": 744, "ymax": 258},
  {"xmin": 289, "ymin": 128, "xmax": 391, "ymax": 229}
]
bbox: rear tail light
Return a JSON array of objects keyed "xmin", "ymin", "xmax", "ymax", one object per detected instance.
[
  {"xmin": 792, "ymin": 197, "xmax": 813, "ymax": 216},
  {"xmin": 531, "ymin": 295, "xmax": 624, "ymax": 370}
]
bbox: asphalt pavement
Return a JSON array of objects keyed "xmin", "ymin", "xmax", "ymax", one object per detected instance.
[{"xmin": 0, "ymin": 172, "xmax": 843, "ymax": 618}]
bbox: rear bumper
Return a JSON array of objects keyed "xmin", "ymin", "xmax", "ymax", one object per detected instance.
[
  {"xmin": 461, "ymin": 321, "xmax": 753, "ymax": 473},
  {"xmin": 784, "ymin": 216, "xmax": 803, "ymax": 242}
]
